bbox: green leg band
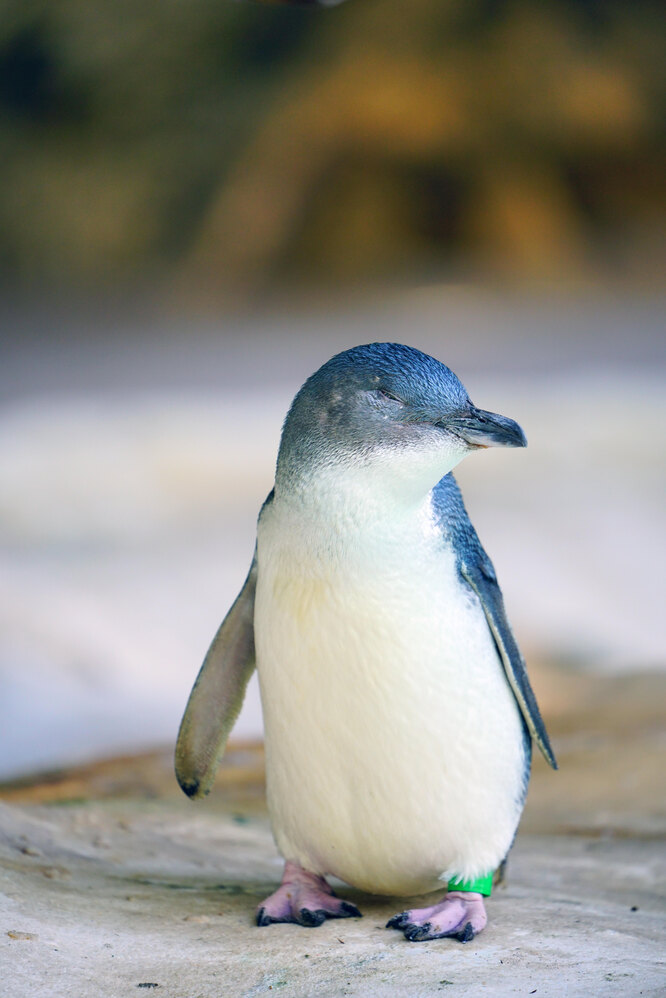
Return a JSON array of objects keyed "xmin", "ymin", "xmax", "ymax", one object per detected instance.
[{"xmin": 447, "ymin": 872, "xmax": 493, "ymax": 896}]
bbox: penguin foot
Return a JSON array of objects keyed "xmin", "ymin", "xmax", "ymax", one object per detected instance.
[
  {"xmin": 257, "ymin": 861, "xmax": 362, "ymax": 928},
  {"xmin": 386, "ymin": 891, "xmax": 487, "ymax": 943}
]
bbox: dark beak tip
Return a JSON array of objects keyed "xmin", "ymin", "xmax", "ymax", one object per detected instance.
[
  {"xmin": 491, "ymin": 412, "xmax": 527, "ymax": 449},
  {"xmin": 441, "ymin": 408, "xmax": 527, "ymax": 449}
]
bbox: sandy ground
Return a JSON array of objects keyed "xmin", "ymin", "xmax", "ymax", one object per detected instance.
[
  {"xmin": 1, "ymin": 802, "xmax": 664, "ymax": 998},
  {"xmin": 1, "ymin": 667, "xmax": 665, "ymax": 998}
]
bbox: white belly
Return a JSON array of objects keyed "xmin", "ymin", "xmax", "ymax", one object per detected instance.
[{"xmin": 254, "ymin": 498, "xmax": 527, "ymax": 896}]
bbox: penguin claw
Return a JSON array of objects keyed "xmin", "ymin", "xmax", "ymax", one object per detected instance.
[
  {"xmin": 456, "ymin": 921, "xmax": 475, "ymax": 943},
  {"xmin": 404, "ymin": 921, "xmax": 433, "ymax": 942},
  {"xmin": 299, "ymin": 908, "xmax": 327, "ymax": 927}
]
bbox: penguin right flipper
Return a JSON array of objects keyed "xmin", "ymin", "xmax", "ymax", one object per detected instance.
[{"xmin": 175, "ymin": 550, "xmax": 257, "ymax": 799}]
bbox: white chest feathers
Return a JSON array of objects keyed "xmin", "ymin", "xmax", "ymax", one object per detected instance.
[{"xmin": 254, "ymin": 491, "xmax": 527, "ymax": 896}]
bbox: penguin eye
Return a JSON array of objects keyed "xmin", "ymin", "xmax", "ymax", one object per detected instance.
[{"xmin": 377, "ymin": 388, "xmax": 404, "ymax": 405}]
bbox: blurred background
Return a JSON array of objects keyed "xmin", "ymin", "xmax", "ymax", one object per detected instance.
[{"xmin": 1, "ymin": 0, "xmax": 664, "ymax": 781}]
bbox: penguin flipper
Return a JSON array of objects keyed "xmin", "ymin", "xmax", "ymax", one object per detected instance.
[
  {"xmin": 460, "ymin": 550, "xmax": 558, "ymax": 770},
  {"xmin": 175, "ymin": 550, "xmax": 257, "ymax": 799}
]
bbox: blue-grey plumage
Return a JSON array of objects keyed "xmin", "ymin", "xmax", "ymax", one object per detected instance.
[{"xmin": 176, "ymin": 341, "xmax": 556, "ymax": 941}]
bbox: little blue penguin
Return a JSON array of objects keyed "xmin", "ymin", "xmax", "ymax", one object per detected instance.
[{"xmin": 175, "ymin": 342, "xmax": 557, "ymax": 942}]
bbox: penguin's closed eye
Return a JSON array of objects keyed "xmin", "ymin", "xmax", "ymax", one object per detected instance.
[{"xmin": 377, "ymin": 388, "xmax": 404, "ymax": 404}]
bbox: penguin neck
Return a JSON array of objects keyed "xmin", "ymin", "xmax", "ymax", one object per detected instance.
[{"xmin": 274, "ymin": 445, "xmax": 461, "ymax": 530}]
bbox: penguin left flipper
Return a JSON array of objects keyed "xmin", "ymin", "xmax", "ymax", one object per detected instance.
[
  {"xmin": 175, "ymin": 549, "xmax": 257, "ymax": 799},
  {"xmin": 432, "ymin": 473, "xmax": 557, "ymax": 770},
  {"xmin": 460, "ymin": 544, "xmax": 558, "ymax": 770}
]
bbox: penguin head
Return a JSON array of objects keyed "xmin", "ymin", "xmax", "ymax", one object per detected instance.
[{"xmin": 277, "ymin": 342, "xmax": 525, "ymax": 500}]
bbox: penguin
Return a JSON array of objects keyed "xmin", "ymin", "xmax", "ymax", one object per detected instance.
[{"xmin": 176, "ymin": 342, "xmax": 557, "ymax": 942}]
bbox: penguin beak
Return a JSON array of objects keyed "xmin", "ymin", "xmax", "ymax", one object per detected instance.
[{"xmin": 446, "ymin": 407, "xmax": 527, "ymax": 449}]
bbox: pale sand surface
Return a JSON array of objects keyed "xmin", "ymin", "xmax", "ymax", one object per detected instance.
[{"xmin": 1, "ymin": 667, "xmax": 665, "ymax": 997}]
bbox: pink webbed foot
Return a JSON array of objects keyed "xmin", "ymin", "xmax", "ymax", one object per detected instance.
[
  {"xmin": 386, "ymin": 891, "xmax": 487, "ymax": 943},
  {"xmin": 257, "ymin": 861, "xmax": 363, "ymax": 928}
]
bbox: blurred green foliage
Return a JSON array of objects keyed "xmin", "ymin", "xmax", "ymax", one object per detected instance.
[{"xmin": 0, "ymin": 0, "xmax": 664, "ymax": 297}]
